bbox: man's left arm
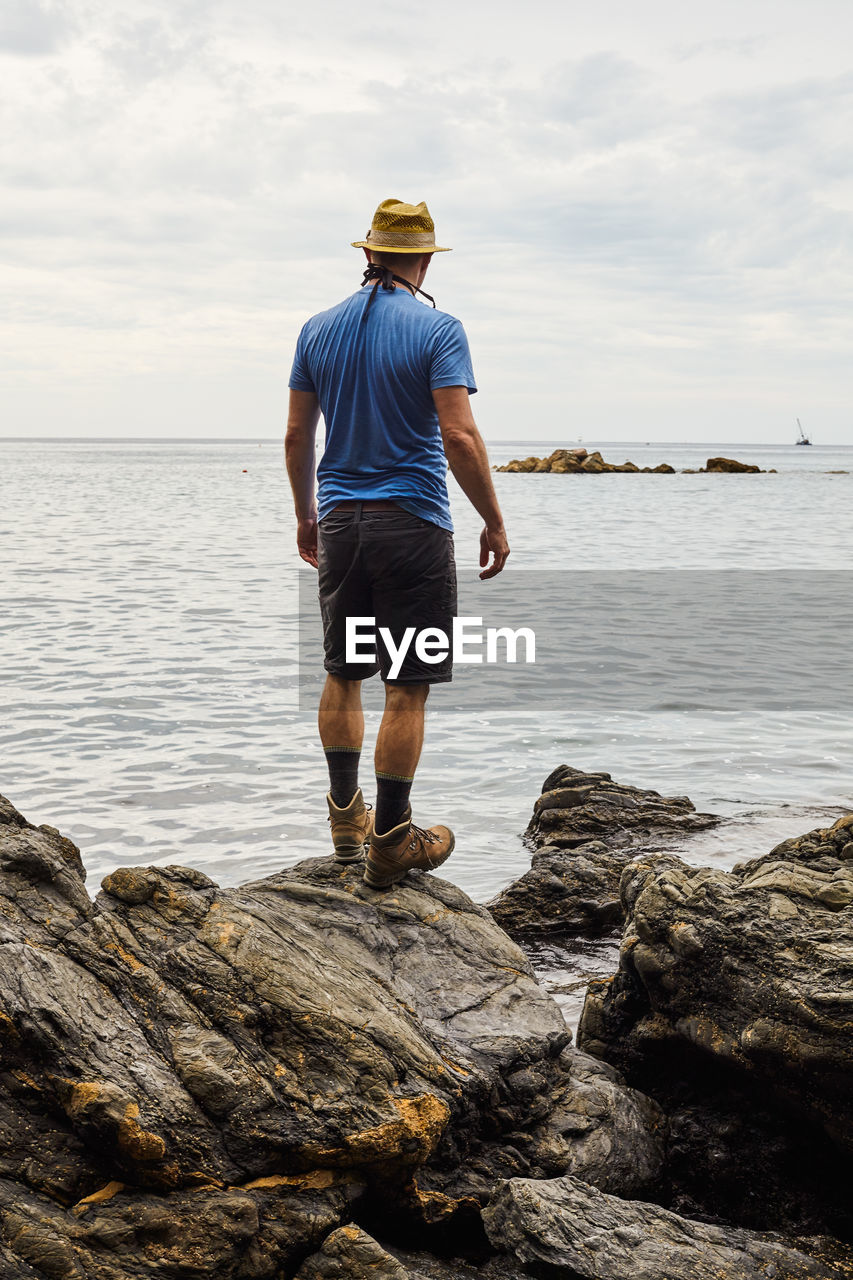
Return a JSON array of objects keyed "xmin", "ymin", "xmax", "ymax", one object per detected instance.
[{"xmin": 285, "ymin": 389, "xmax": 321, "ymax": 569}]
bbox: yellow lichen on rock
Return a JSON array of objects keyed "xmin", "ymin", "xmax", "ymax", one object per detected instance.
[
  {"xmin": 67, "ymin": 1081, "xmax": 106, "ymax": 1113},
  {"xmin": 103, "ymin": 939, "xmax": 143, "ymax": 971},
  {"xmin": 392, "ymin": 1094, "xmax": 450, "ymax": 1158},
  {"xmin": 302, "ymin": 1093, "xmax": 450, "ymax": 1169},
  {"xmin": 116, "ymin": 1102, "xmax": 167, "ymax": 1162},
  {"xmin": 72, "ymin": 1181, "xmax": 126, "ymax": 1214},
  {"xmin": 242, "ymin": 1169, "xmax": 337, "ymax": 1191},
  {"xmin": 0, "ymin": 1010, "xmax": 20, "ymax": 1042},
  {"xmin": 411, "ymin": 1182, "xmax": 470, "ymax": 1224}
]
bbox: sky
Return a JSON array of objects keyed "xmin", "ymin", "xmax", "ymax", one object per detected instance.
[{"xmin": 2, "ymin": 0, "xmax": 852, "ymax": 443}]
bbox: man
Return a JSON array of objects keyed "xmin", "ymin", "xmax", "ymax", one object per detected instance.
[{"xmin": 286, "ymin": 197, "xmax": 508, "ymax": 889}]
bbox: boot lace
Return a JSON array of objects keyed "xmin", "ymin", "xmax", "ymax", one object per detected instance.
[{"xmin": 409, "ymin": 822, "xmax": 438, "ymax": 848}]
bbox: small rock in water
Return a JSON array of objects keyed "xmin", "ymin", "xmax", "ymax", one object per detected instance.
[{"xmin": 488, "ymin": 764, "xmax": 718, "ymax": 941}]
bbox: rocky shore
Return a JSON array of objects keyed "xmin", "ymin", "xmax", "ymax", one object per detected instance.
[
  {"xmin": 495, "ymin": 448, "xmax": 769, "ymax": 473},
  {"xmin": 1, "ymin": 781, "xmax": 851, "ymax": 1278}
]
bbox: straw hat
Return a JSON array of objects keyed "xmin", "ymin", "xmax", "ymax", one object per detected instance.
[{"xmin": 351, "ymin": 198, "xmax": 451, "ymax": 254}]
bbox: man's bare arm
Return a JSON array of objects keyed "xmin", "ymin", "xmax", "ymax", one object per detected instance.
[
  {"xmin": 433, "ymin": 385, "xmax": 509, "ymax": 580},
  {"xmin": 285, "ymin": 389, "xmax": 321, "ymax": 569}
]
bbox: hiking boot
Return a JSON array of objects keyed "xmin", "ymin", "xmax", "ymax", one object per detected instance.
[
  {"xmin": 327, "ymin": 788, "xmax": 373, "ymax": 863},
  {"xmin": 363, "ymin": 807, "xmax": 455, "ymax": 889}
]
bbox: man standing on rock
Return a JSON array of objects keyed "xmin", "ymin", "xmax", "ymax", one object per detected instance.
[{"xmin": 286, "ymin": 197, "xmax": 509, "ymax": 889}]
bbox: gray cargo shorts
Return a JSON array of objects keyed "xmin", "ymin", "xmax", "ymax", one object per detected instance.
[{"xmin": 317, "ymin": 502, "xmax": 457, "ymax": 685}]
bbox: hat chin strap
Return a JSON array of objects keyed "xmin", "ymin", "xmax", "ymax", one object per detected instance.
[{"xmin": 360, "ymin": 262, "xmax": 436, "ymax": 321}]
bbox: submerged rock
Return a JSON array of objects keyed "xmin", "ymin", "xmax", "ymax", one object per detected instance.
[
  {"xmin": 488, "ymin": 765, "xmax": 718, "ymax": 941},
  {"xmin": 483, "ymin": 1174, "xmax": 852, "ymax": 1279},
  {"xmin": 0, "ymin": 793, "xmax": 664, "ymax": 1277}
]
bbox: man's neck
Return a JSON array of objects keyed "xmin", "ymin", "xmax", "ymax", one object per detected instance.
[
  {"xmin": 364, "ymin": 262, "xmax": 419, "ymax": 294},
  {"xmin": 388, "ymin": 266, "xmax": 418, "ymax": 292},
  {"xmin": 385, "ymin": 278, "xmax": 415, "ymax": 296}
]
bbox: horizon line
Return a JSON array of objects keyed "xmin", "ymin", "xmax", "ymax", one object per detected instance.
[{"xmin": 0, "ymin": 436, "xmax": 845, "ymax": 447}]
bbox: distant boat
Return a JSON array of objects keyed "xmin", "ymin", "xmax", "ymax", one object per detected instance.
[{"xmin": 795, "ymin": 418, "xmax": 812, "ymax": 446}]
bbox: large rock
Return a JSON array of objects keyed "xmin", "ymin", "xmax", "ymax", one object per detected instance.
[
  {"xmin": 525, "ymin": 765, "xmax": 718, "ymax": 850},
  {"xmin": 496, "ymin": 448, "xmax": 587, "ymax": 474},
  {"xmin": 495, "ymin": 452, "xmax": 768, "ymax": 475},
  {"xmin": 488, "ymin": 766, "xmax": 718, "ymax": 941},
  {"xmin": 1, "ymin": 1172, "xmax": 359, "ymax": 1280},
  {"xmin": 549, "ymin": 449, "xmax": 586, "ymax": 473},
  {"xmin": 578, "ymin": 813, "xmax": 853, "ymax": 1152},
  {"xmin": 576, "ymin": 813, "xmax": 853, "ymax": 1237},
  {"xmin": 495, "ymin": 449, "xmax": 683, "ymax": 474},
  {"xmin": 0, "ymin": 794, "xmax": 664, "ymax": 1275},
  {"xmin": 704, "ymin": 456, "xmax": 763, "ymax": 472},
  {"xmin": 497, "ymin": 455, "xmax": 540, "ymax": 473},
  {"xmin": 489, "ymin": 839, "xmax": 628, "ymax": 940},
  {"xmin": 495, "ymin": 452, "xmax": 773, "ymax": 476},
  {"xmin": 483, "ymin": 1174, "xmax": 852, "ymax": 1279}
]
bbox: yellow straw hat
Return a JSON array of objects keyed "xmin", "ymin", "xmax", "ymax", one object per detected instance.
[{"xmin": 351, "ymin": 198, "xmax": 451, "ymax": 254}]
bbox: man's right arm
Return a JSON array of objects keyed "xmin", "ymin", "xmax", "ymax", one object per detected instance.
[
  {"xmin": 285, "ymin": 388, "xmax": 321, "ymax": 569},
  {"xmin": 432, "ymin": 385, "xmax": 509, "ymax": 580}
]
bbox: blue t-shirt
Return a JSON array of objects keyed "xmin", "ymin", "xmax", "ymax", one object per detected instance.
[{"xmin": 288, "ymin": 285, "xmax": 476, "ymax": 531}]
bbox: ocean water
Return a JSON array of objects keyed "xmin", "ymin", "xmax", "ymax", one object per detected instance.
[{"xmin": 2, "ymin": 436, "xmax": 852, "ymax": 904}]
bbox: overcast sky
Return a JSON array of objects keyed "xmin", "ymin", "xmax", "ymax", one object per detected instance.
[{"xmin": 2, "ymin": 0, "xmax": 852, "ymax": 443}]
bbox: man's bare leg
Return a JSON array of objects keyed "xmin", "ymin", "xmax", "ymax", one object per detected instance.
[
  {"xmin": 319, "ymin": 674, "xmax": 364, "ymax": 807},
  {"xmin": 374, "ymin": 683, "xmax": 428, "ymax": 834}
]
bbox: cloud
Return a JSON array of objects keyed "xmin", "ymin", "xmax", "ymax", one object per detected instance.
[
  {"xmin": 671, "ymin": 35, "xmax": 767, "ymax": 63},
  {"xmin": 0, "ymin": 0, "xmax": 75, "ymax": 56},
  {"xmin": 1, "ymin": 0, "xmax": 852, "ymax": 439}
]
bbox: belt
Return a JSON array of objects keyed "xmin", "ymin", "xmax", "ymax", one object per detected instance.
[{"xmin": 331, "ymin": 500, "xmax": 402, "ymax": 511}]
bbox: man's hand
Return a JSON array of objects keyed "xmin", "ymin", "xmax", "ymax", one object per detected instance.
[
  {"xmin": 297, "ymin": 515, "xmax": 319, "ymax": 569},
  {"xmin": 479, "ymin": 524, "xmax": 509, "ymax": 579}
]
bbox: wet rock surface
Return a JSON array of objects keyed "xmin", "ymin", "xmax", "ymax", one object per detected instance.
[
  {"xmin": 483, "ymin": 1174, "xmax": 853, "ymax": 1279},
  {"xmin": 488, "ymin": 765, "xmax": 718, "ymax": 941},
  {"xmin": 522, "ymin": 936, "xmax": 622, "ymax": 1035},
  {"xmin": 0, "ymin": 792, "xmax": 663, "ymax": 1278}
]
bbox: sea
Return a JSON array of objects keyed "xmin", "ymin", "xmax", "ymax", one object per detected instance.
[{"xmin": 2, "ymin": 437, "xmax": 852, "ymax": 920}]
